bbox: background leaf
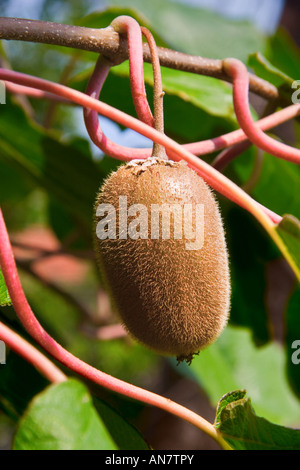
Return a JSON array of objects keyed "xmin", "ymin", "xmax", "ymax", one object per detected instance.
[
  {"xmin": 248, "ymin": 52, "xmax": 293, "ymax": 86},
  {"xmin": 232, "ymin": 151, "xmax": 300, "ymax": 220},
  {"xmin": 107, "ymin": 0, "xmax": 267, "ymax": 61},
  {"xmin": 265, "ymin": 27, "xmax": 300, "ymax": 81}
]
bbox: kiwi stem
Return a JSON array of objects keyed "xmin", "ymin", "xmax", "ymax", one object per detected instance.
[
  {"xmin": 141, "ymin": 27, "xmax": 168, "ymax": 160},
  {"xmin": 0, "ymin": 208, "xmax": 231, "ymax": 450},
  {"xmin": 111, "ymin": 16, "xmax": 154, "ymax": 127},
  {"xmin": 0, "ymin": 321, "xmax": 67, "ymax": 383},
  {"xmin": 223, "ymin": 58, "xmax": 300, "ymax": 165}
]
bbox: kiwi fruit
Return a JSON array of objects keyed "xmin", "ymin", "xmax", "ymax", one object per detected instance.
[{"xmin": 94, "ymin": 157, "xmax": 230, "ymax": 362}]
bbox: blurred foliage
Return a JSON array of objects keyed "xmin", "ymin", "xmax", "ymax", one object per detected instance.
[{"xmin": 0, "ymin": 0, "xmax": 300, "ymax": 451}]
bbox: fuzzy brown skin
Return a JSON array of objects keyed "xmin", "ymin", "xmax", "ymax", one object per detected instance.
[{"xmin": 94, "ymin": 158, "xmax": 230, "ymax": 359}]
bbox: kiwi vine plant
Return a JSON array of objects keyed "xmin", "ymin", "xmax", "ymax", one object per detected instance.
[{"xmin": 0, "ymin": 3, "xmax": 300, "ymax": 451}]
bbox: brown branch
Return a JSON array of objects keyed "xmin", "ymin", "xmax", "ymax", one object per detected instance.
[{"xmin": 0, "ymin": 17, "xmax": 280, "ymax": 102}]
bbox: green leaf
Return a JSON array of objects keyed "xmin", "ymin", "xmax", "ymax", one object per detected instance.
[
  {"xmin": 177, "ymin": 325, "xmax": 300, "ymax": 426},
  {"xmin": 0, "ymin": 270, "xmax": 11, "ymax": 307},
  {"xmin": 214, "ymin": 390, "xmax": 246, "ymax": 427},
  {"xmin": 142, "ymin": 62, "xmax": 235, "ymax": 120},
  {"xmin": 265, "ymin": 28, "xmax": 300, "ymax": 82},
  {"xmin": 275, "ymin": 215, "xmax": 300, "ymax": 282},
  {"xmin": 215, "ymin": 390, "xmax": 300, "ymax": 450},
  {"xmin": 19, "ymin": 270, "xmax": 83, "ymax": 347},
  {"xmin": 248, "ymin": 52, "xmax": 293, "ymax": 88},
  {"xmin": 13, "ymin": 379, "xmax": 118, "ymax": 450}
]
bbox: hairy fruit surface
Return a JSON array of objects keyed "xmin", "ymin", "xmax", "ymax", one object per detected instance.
[{"xmin": 94, "ymin": 157, "xmax": 230, "ymax": 362}]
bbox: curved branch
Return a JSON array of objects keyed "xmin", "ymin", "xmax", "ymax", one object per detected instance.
[
  {"xmin": 0, "ymin": 17, "xmax": 280, "ymax": 102},
  {"xmin": 111, "ymin": 16, "xmax": 154, "ymax": 127}
]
